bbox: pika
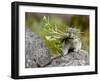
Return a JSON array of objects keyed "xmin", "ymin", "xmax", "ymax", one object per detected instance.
[{"xmin": 62, "ymin": 28, "xmax": 82, "ymax": 56}]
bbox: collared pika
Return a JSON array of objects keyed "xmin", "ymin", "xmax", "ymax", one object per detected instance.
[{"xmin": 62, "ymin": 28, "xmax": 82, "ymax": 55}]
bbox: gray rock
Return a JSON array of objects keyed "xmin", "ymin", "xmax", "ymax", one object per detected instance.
[
  {"xmin": 25, "ymin": 31, "xmax": 51, "ymax": 68},
  {"xmin": 47, "ymin": 50, "xmax": 89, "ymax": 67},
  {"xmin": 25, "ymin": 31, "xmax": 89, "ymax": 68}
]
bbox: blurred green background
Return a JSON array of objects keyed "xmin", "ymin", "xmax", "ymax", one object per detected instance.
[{"xmin": 25, "ymin": 12, "xmax": 89, "ymax": 56}]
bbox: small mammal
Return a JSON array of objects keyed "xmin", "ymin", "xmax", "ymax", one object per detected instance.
[{"xmin": 62, "ymin": 28, "xmax": 82, "ymax": 55}]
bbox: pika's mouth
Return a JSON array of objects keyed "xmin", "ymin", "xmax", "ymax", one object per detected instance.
[{"xmin": 66, "ymin": 37, "xmax": 74, "ymax": 39}]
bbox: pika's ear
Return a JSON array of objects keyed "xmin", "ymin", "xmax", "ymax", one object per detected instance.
[{"xmin": 66, "ymin": 27, "xmax": 73, "ymax": 32}]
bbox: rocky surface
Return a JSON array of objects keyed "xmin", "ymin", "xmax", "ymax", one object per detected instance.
[
  {"xmin": 25, "ymin": 31, "xmax": 89, "ymax": 68},
  {"xmin": 47, "ymin": 50, "xmax": 89, "ymax": 67},
  {"xmin": 25, "ymin": 31, "xmax": 51, "ymax": 68}
]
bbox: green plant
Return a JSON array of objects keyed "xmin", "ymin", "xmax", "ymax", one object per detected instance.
[
  {"xmin": 41, "ymin": 16, "xmax": 67, "ymax": 56},
  {"xmin": 25, "ymin": 14, "xmax": 89, "ymax": 56}
]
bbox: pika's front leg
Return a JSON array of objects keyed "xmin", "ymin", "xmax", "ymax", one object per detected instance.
[
  {"xmin": 62, "ymin": 44, "xmax": 70, "ymax": 56},
  {"xmin": 63, "ymin": 47, "xmax": 69, "ymax": 56},
  {"xmin": 73, "ymin": 39, "xmax": 82, "ymax": 52}
]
